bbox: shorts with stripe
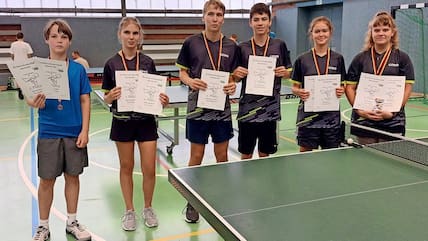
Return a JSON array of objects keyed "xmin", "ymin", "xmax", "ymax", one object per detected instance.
[{"xmin": 238, "ymin": 121, "xmax": 278, "ymax": 155}]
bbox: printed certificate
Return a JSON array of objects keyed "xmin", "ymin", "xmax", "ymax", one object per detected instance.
[
  {"xmin": 115, "ymin": 70, "xmax": 139, "ymax": 112},
  {"xmin": 353, "ymin": 73, "xmax": 405, "ymax": 112},
  {"xmin": 134, "ymin": 73, "xmax": 167, "ymax": 115},
  {"xmin": 116, "ymin": 71, "xmax": 167, "ymax": 115},
  {"xmin": 304, "ymin": 74, "xmax": 341, "ymax": 112},
  {"xmin": 245, "ymin": 55, "xmax": 276, "ymax": 96},
  {"xmin": 7, "ymin": 58, "xmax": 70, "ymax": 100},
  {"xmin": 37, "ymin": 58, "xmax": 70, "ymax": 100},
  {"xmin": 197, "ymin": 69, "xmax": 229, "ymax": 111}
]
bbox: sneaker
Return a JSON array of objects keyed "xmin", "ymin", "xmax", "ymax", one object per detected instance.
[
  {"xmin": 121, "ymin": 210, "xmax": 136, "ymax": 231},
  {"xmin": 142, "ymin": 207, "xmax": 158, "ymax": 228},
  {"xmin": 65, "ymin": 220, "xmax": 91, "ymax": 241},
  {"xmin": 18, "ymin": 89, "xmax": 24, "ymax": 100},
  {"xmin": 184, "ymin": 203, "xmax": 199, "ymax": 223},
  {"xmin": 32, "ymin": 226, "xmax": 50, "ymax": 241}
]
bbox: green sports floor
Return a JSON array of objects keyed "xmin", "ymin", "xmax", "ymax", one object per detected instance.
[{"xmin": 1, "ymin": 86, "xmax": 428, "ymax": 241}]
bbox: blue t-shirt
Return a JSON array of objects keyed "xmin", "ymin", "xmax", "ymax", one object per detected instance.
[{"xmin": 38, "ymin": 60, "xmax": 92, "ymax": 138}]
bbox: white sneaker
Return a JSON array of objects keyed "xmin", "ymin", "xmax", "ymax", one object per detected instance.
[
  {"xmin": 32, "ymin": 226, "xmax": 50, "ymax": 241},
  {"xmin": 66, "ymin": 220, "xmax": 91, "ymax": 241},
  {"xmin": 121, "ymin": 210, "xmax": 137, "ymax": 231},
  {"xmin": 142, "ymin": 207, "xmax": 158, "ymax": 228}
]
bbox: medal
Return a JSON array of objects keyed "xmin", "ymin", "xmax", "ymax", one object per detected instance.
[{"xmin": 57, "ymin": 100, "xmax": 63, "ymax": 110}]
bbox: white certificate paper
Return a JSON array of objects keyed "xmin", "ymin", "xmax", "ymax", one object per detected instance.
[
  {"xmin": 197, "ymin": 69, "xmax": 229, "ymax": 111},
  {"xmin": 116, "ymin": 71, "xmax": 167, "ymax": 115},
  {"xmin": 134, "ymin": 73, "xmax": 167, "ymax": 115},
  {"xmin": 7, "ymin": 58, "xmax": 42, "ymax": 100},
  {"xmin": 353, "ymin": 73, "xmax": 405, "ymax": 112},
  {"xmin": 37, "ymin": 58, "xmax": 70, "ymax": 100},
  {"xmin": 115, "ymin": 71, "xmax": 139, "ymax": 112},
  {"xmin": 7, "ymin": 58, "xmax": 70, "ymax": 100},
  {"xmin": 304, "ymin": 74, "xmax": 341, "ymax": 112},
  {"xmin": 245, "ymin": 55, "xmax": 276, "ymax": 96}
]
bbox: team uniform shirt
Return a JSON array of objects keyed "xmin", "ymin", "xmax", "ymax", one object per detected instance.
[
  {"xmin": 102, "ymin": 52, "xmax": 157, "ymax": 120},
  {"xmin": 176, "ymin": 33, "xmax": 239, "ymax": 121},
  {"xmin": 38, "ymin": 60, "xmax": 92, "ymax": 138},
  {"xmin": 347, "ymin": 48, "xmax": 415, "ymax": 135},
  {"xmin": 291, "ymin": 49, "xmax": 346, "ymax": 128},
  {"xmin": 10, "ymin": 40, "xmax": 33, "ymax": 61},
  {"xmin": 236, "ymin": 38, "xmax": 292, "ymax": 122}
]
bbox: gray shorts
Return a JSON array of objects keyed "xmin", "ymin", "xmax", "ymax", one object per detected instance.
[{"xmin": 37, "ymin": 138, "xmax": 88, "ymax": 179}]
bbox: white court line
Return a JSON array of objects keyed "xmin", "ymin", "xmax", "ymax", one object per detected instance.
[
  {"xmin": 18, "ymin": 130, "xmax": 106, "ymax": 241},
  {"xmin": 223, "ymin": 179, "xmax": 428, "ymax": 218},
  {"xmin": 87, "ymin": 127, "xmax": 169, "ymax": 176}
]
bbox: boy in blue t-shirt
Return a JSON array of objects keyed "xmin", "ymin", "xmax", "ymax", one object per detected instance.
[{"xmin": 26, "ymin": 19, "xmax": 92, "ymax": 241}]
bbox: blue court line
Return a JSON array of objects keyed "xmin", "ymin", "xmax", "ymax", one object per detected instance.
[{"xmin": 30, "ymin": 107, "xmax": 38, "ymax": 235}]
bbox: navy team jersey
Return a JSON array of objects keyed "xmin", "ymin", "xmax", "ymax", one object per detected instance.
[
  {"xmin": 291, "ymin": 49, "xmax": 346, "ymax": 128},
  {"xmin": 347, "ymin": 48, "xmax": 415, "ymax": 135},
  {"xmin": 102, "ymin": 52, "xmax": 157, "ymax": 120},
  {"xmin": 176, "ymin": 33, "xmax": 239, "ymax": 121},
  {"xmin": 236, "ymin": 38, "xmax": 292, "ymax": 122}
]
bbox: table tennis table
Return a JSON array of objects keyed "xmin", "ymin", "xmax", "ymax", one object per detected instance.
[
  {"xmin": 161, "ymin": 83, "xmax": 296, "ymax": 154},
  {"xmin": 169, "ymin": 138, "xmax": 428, "ymax": 241},
  {"xmin": 86, "ymin": 65, "xmax": 179, "ymax": 84}
]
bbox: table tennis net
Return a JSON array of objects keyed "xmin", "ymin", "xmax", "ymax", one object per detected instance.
[{"xmin": 351, "ymin": 123, "xmax": 428, "ymax": 166}]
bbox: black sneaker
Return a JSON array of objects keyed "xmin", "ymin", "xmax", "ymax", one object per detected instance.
[
  {"xmin": 184, "ymin": 203, "xmax": 199, "ymax": 223},
  {"xmin": 18, "ymin": 89, "xmax": 24, "ymax": 100}
]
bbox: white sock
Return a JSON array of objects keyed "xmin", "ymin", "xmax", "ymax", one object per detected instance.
[
  {"xmin": 39, "ymin": 219, "xmax": 49, "ymax": 229},
  {"xmin": 67, "ymin": 213, "xmax": 77, "ymax": 226}
]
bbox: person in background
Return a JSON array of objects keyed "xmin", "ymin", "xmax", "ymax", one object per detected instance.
[
  {"xmin": 175, "ymin": 0, "xmax": 238, "ymax": 223},
  {"xmin": 71, "ymin": 50, "xmax": 90, "ymax": 70},
  {"xmin": 102, "ymin": 17, "xmax": 169, "ymax": 231},
  {"xmin": 9, "ymin": 31, "xmax": 33, "ymax": 100},
  {"xmin": 232, "ymin": 3, "xmax": 292, "ymax": 159},
  {"xmin": 291, "ymin": 16, "xmax": 346, "ymax": 152},
  {"xmin": 345, "ymin": 11, "xmax": 414, "ymax": 145},
  {"xmin": 229, "ymin": 33, "xmax": 238, "ymax": 44},
  {"xmin": 28, "ymin": 19, "xmax": 92, "ymax": 241}
]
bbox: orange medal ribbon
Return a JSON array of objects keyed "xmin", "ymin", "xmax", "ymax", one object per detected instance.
[
  {"xmin": 202, "ymin": 31, "xmax": 223, "ymax": 71},
  {"xmin": 118, "ymin": 50, "xmax": 139, "ymax": 71},
  {"xmin": 251, "ymin": 36, "xmax": 270, "ymax": 56},
  {"xmin": 312, "ymin": 48, "xmax": 330, "ymax": 75},
  {"xmin": 371, "ymin": 47, "xmax": 391, "ymax": 75}
]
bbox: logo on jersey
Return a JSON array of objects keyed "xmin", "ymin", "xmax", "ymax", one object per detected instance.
[
  {"xmin": 221, "ymin": 53, "xmax": 229, "ymax": 58},
  {"xmin": 328, "ymin": 66, "xmax": 337, "ymax": 71},
  {"xmin": 388, "ymin": 63, "xmax": 399, "ymax": 67}
]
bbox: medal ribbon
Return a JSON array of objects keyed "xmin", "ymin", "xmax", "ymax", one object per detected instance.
[
  {"xmin": 118, "ymin": 50, "xmax": 139, "ymax": 71},
  {"xmin": 251, "ymin": 36, "xmax": 270, "ymax": 56},
  {"xmin": 371, "ymin": 47, "xmax": 391, "ymax": 75},
  {"xmin": 312, "ymin": 48, "xmax": 330, "ymax": 75},
  {"xmin": 202, "ymin": 31, "xmax": 223, "ymax": 71}
]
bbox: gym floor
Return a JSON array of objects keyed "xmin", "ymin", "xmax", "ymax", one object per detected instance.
[{"xmin": 1, "ymin": 86, "xmax": 427, "ymax": 241}]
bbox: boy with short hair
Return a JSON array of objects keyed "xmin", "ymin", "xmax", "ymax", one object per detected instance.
[
  {"xmin": 28, "ymin": 19, "xmax": 92, "ymax": 241},
  {"xmin": 176, "ymin": 0, "xmax": 239, "ymax": 223},
  {"xmin": 233, "ymin": 3, "xmax": 292, "ymax": 159}
]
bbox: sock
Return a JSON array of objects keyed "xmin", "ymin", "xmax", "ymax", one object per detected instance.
[
  {"xmin": 67, "ymin": 213, "xmax": 77, "ymax": 226},
  {"xmin": 39, "ymin": 219, "xmax": 49, "ymax": 229}
]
